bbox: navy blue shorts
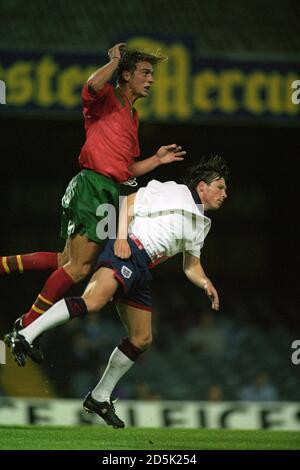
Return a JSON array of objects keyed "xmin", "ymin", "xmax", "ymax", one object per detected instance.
[{"xmin": 95, "ymin": 237, "xmax": 153, "ymax": 312}]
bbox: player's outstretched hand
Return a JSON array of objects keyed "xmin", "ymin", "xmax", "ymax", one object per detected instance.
[
  {"xmin": 114, "ymin": 238, "xmax": 131, "ymax": 259},
  {"xmin": 156, "ymin": 144, "xmax": 187, "ymax": 164},
  {"xmin": 203, "ymin": 280, "xmax": 220, "ymax": 311}
]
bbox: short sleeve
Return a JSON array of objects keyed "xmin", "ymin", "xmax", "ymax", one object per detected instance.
[
  {"xmin": 185, "ymin": 241, "xmax": 202, "ymax": 259},
  {"xmin": 82, "ymin": 82, "xmax": 113, "ymax": 111}
]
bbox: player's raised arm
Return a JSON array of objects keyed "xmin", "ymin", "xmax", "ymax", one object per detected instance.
[
  {"xmin": 87, "ymin": 42, "xmax": 126, "ymax": 94},
  {"xmin": 183, "ymin": 252, "xmax": 220, "ymax": 311}
]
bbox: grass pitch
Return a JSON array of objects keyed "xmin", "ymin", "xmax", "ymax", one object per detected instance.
[{"xmin": 0, "ymin": 425, "xmax": 300, "ymax": 450}]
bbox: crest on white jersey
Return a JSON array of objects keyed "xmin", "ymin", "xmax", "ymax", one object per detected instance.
[{"xmin": 121, "ymin": 266, "xmax": 132, "ymax": 279}]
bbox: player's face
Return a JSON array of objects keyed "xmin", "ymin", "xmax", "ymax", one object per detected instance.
[
  {"xmin": 198, "ymin": 178, "xmax": 227, "ymax": 211},
  {"xmin": 129, "ymin": 61, "xmax": 154, "ymax": 98}
]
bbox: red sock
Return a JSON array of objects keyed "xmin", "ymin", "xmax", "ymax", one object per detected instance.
[
  {"xmin": 0, "ymin": 252, "xmax": 58, "ymax": 275},
  {"xmin": 22, "ymin": 267, "xmax": 75, "ymax": 327}
]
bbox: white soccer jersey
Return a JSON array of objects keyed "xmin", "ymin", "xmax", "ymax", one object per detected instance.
[{"xmin": 129, "ymin": 180, "xmax": 211, "ymax": 264}]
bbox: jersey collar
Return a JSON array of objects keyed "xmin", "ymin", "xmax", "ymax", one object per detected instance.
[
  {"xmin": 189, "ymin": 188, "xmax": 205, "ymax": 214},
  {"xmin": 190, "ymin": 188, "xmax": 202, "ymax": 205}
]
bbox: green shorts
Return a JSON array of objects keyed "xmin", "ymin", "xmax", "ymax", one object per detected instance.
[{"xmin": 60, "ymin": 169, "xmax": 120, "ymax": 244}]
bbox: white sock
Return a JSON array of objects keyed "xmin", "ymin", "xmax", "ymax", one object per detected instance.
[
  {"xmin": 19, "ymin": 299, "xmax": 70, "ymax": 344},
  {"xmin": 92, "ymin": 347, "xmax": 135, "ymax": 402}
]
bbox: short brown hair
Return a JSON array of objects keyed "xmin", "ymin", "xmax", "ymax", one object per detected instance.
[{"xmin": 117, "ymin": 48, "xmax": 165, "ymax": 84}]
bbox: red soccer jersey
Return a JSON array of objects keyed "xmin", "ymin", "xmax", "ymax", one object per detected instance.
[{"xmin": 79, "ymin": 83, "xmax": 140, "ymax": 183}]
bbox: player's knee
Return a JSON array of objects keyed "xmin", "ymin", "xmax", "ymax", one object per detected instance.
[
  {"xmin": 67, "ymin": 262, "xmax": 93, "ymax": 282},
  {"xmin": 131, "ymin": 334, "xmax": 152, "ymax": 351}
]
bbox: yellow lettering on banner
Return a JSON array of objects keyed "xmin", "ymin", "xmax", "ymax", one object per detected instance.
[
  {"xmin": 193, "ymin": 70, "xmax": 218, "ymax": 112},
  {"xmin": 285, "ymin": 73, "xmax": 300, "ymax": 115},
  {"xmin": 1, "ymin": 42, "xmax": 299, "ymax": 121},
  {"xmin": 6, "ymin": 62, "xmax": 33, "ymax": 105},
  {"xmin": 219, "ymin": 70, "xmax": 244, "ymax": 113},
  {"xmin": 244, "ymin": 71, "xmax": 268, "ymax": 114},
  {"xmin": 58, "ymin": 66, "xmax": 85, "ymax": 107},
  {"xmin": 36, "ymin": 56, "xmax": 58, "ymax": 106},
  {"xmin": 154, "ymin": 44, "xmax": 191, "ymax": 119},
  {"xmin": 84, "ymin": 66, "xmax": 98, "ymax": 82},
  {"xmin": 267, "ymin": 72, "xmax": 282, "ymax": 114}
]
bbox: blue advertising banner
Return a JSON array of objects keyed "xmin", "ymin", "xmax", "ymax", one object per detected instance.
[{"xmin": 0, "ymin": 37, "xmax": 299, "ymax": 124}]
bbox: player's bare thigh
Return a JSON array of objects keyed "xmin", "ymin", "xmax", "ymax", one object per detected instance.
[
  {"xmin": 61, "ymin": 234, "xmax": 102, "ymax": 282},
  {"xmin": 82, "ymin": 267, "xmax": 119, "ymax": 313}
]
